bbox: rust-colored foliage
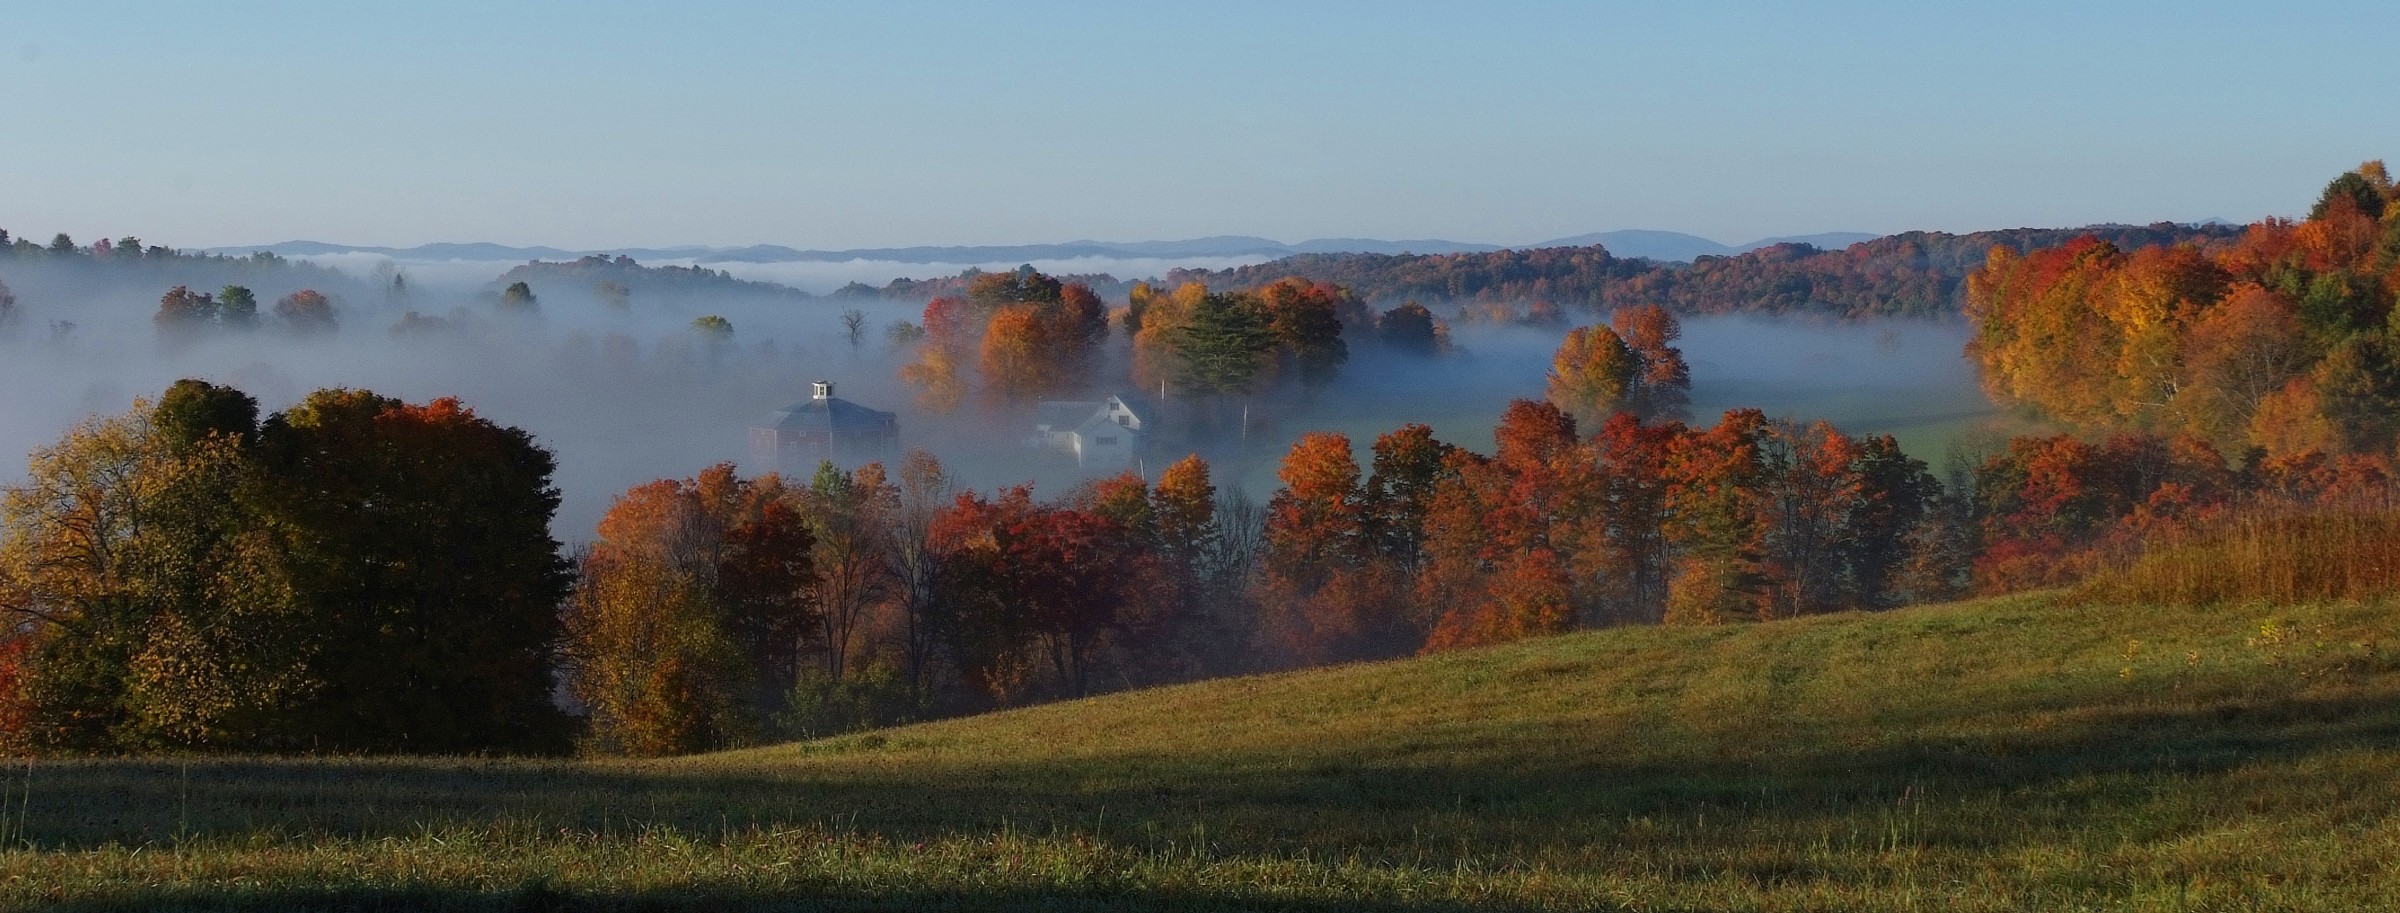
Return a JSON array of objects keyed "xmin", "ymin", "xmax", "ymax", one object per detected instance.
[
  {"xmin": 908, "ymin": 272, "xmax": 1116, "ymax": 404},
  {"xmin": 569, "ymin": 464, "xmax": 816, "ymax": 756},
  {"xmin": 1611, "ymin": 304, "xmax": 1692, "ymax": 421},
  {"xmin": 1080, "ymin": 472, "xmax": 1155, "ymax": 546},
  {"xmin": 1264, "ymin": 432, "xmax": 1367, "ymax": 592},
  {"xmin": 1260, "ymin": 432, "xmax": 1413, "ymax": 664},
  {"xmin": 1969, "ymin": 162, "xmax": 2398, "ymax": 459},
  {"xmin": 1152, "ymin": 454, "xmax": 1218, "ymax": 573},
  {"xmin": 933, "ymin": 487, "xmax": 1143, "ymax": 700},
  {"xmin": 1580, "ymin": 413, "xmax": 1681, "ymax": 623},
  {"xmin": 274, "ymin": 289, "xmax": 337, "ymax": 335},
  {"xmin": 0, "ymin": 638, "xmax": 28, "ymax": 745},
  {"xmin": 1659, "ymin": 409, "xmax": 1770, "ymax": 625}
]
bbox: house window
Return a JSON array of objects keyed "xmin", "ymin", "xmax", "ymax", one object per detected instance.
[
  {"xmin": 1117, "ymin": 415, "xmax": 1129, "ymax": 426},
  {"xmin": 1097, "ymin": 436, "xmax": 1118, "ymax": 446}
]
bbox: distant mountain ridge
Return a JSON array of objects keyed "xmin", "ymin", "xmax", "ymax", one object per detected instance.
[
  {"xmin": 1528, "ymin": 230, "xmax": 1883, "ymax": 261},
  {"xmin": 206, "ymin": 236, "xmax": 1496, "ymax": 265},
  {"xmin": 204, "ymin": 230, "xmax": 1881, "ymax": 266},
  {"xmin": 1165, "ymin": 222, "xmax": 2245, "ymax": 318}
]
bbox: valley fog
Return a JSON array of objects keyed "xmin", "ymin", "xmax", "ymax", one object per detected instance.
[
  {"xmin": 284, "ymin": 253, "xmax": 1282, "ymax": 297},
  {"xmin": 0, "ymin": 256, "xmax": 1996, "ymax": 541}
]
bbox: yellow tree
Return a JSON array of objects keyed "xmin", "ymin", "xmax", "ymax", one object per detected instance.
[
  {"xmin": 2172, "ymin": 283, "xmax": 2305, "ymax": 453},
  {"xmin": 899, "ymin": 297, "xmax": 969, "ymax": 412},
  {"xmin": 978, "ymin": 304, "xmax": 1053, "ymax": 400},
  {"xmin": 565, "ymin": 465, "xmax": 816, "ymax": 756},
  {"xmin": 1132, "ymin": 281, "xmax": 1209, "ymax": 391},
  {"xmin": 1547, "ymin": 325, "xmax": 1636, "ymax": 425}
]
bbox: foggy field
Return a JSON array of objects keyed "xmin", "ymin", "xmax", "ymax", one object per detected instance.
[
  {"xmin": 1255, "ymin": 316, "xmax": 2013, "ymax": 496},
  {"xmin": 0, "ymin": 249, "xmax": 2009, "ymax": 539},
  {"xmin": 12, "ymin": 589, "xmax": 2398, "ymax": 910}
]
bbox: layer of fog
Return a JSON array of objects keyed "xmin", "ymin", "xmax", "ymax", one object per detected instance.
[
  {"xmin": 285, "ymin": 253, "xmax": 1281, "ymax": 296},
  {"xmin": 1235, "ymin": 316, "xmax": 1994, "ymax": 496},
  {"xmin": 1, "ymin": 256, "xmax": 1995, "ymax": 544}
]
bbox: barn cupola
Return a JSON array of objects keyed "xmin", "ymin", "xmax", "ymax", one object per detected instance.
[{"xmin": 812, "ymin": 380, "xmax": 834, "ymax": 400}]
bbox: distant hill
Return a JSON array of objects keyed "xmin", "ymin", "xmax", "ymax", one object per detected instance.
[
  {"xmin": 206, "ymin": 232, "xmax": 1887, "ymax": 268},
  {"xmin": 200, "ymin": 222, "xmax": 2240, "ymax": 318},
  {"xmin": 208, "ymin": 241, "xmax": 714, "ymax": 263},
  {"xmin": 1742, "ymin": 231, "xmax": 1880, "ymax": 252},
  {"xmin": 1527, "ymin": 230, "xmax": 1885, "ymax": 261},
  {"xmin": 1166, "ymin": 223, "xmax": 2245, "ymax": 317},
  {"xmin": 492, "ymin": 255, "xmax": 814, "ymax": 306},
  {"xmin": 207, "ymin": 236, "xmax": 1505, "ymax": 265},
  {"xmin": 1534, "ymin": 229, "xmax": 1735, "ymax": 261}
]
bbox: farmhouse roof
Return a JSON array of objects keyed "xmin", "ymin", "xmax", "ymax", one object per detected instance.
[{"xmin": 1036, "ymin": 400, "xmax": 1102, "ymax": 432}]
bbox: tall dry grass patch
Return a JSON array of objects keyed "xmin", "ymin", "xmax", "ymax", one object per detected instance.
[{"xmin": 2077, "ymin": 509, "xmax": 2400, "ymax": 606}]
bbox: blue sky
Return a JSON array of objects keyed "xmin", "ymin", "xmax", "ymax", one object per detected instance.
[{"xmin": 2, "ymin": 1, "xmax": 2391, "ymax": 250}]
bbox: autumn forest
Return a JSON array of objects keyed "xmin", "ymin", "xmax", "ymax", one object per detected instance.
[{"xmin": 4, "ymin": 165, "xmax": 2400, "ymax": 759}]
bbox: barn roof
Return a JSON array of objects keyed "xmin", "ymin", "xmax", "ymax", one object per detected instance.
[{"xmin": 756, "ymin": 396, "xmax": 897, "ymax": 434}]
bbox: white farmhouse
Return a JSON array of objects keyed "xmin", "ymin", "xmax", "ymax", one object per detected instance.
[{"xmin": 1029, "ymin": 394, "xmax": 1149, "ymax": 468}]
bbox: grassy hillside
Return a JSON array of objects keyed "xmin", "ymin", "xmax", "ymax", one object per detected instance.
[{"xmin": 10, "ymin": 591, "xmax": 2399, "ymax": 911}]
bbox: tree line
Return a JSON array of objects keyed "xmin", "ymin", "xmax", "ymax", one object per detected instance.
[
  {"xmin": 1970, "ymin": 162, "xmax": 2400, "ymax": 461},
  {"xmin": 561, "ymin": 453, "xmax": 1258, "ymax": 754},
  {"xmin": 0, "ymin": 230, "xmax": 365, "ymax": 342},
  {"xmin": 10, "ymin": 371, "xmax": 2395, "ymax": 756},
  {"xmin": 892, "ymin": 267, "xmax": 1447, "ymax": 413},
  {"xmin": 152, "ymin": 285, "xmax": 340, "ymax": 344},
  {"xmin": 1162, "ymin": 224, "xmax": 2240, "ymax": 318},
  {"xmin": 494, "ymin": 256, "xmax": 812, "ymax": 309}
]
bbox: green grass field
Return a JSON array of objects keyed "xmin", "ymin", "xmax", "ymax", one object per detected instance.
[{"xmin": 9, "ymin": 590, "xmax": 2398, "ymax": 911}]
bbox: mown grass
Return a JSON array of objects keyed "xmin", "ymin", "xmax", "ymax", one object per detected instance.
[{"xmin": 8, "ymin": 590, "xmax": 2399, "ymax": 910}]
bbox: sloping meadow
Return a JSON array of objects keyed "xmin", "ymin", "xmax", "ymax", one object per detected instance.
[{"xmin": 9, "ymin": 589, "xmax": 2398, "ymax": 911}]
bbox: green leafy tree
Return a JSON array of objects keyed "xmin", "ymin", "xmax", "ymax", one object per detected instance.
[
  {"xmin": 797, "ymin": 461, "xmax": 892, "ymax": 682},
  {"xmin": 1256, "ymin": 278, "xmax": 1350, "ymax": 387},
  {"xmin": 252, "ymin": 390, "xmax": 574, "ymax": 753},
  {"xmin": 499, "ymin": 280, "xmax": 539, "ymax": 316},
  {"xmin": 1172, "ymin": 292, "xmax": 1275, "ymax": 395},
  {"xmin": 2309, "ymin": 168, "xmax": 2389, "ymax": 221},
  {"xmin": 1377, "ymin": 302, "xmax": 1444, "ymax": 356},
  {"xmin": 594, "ymin": 279, "xmax": 630, "ymax": 313},
  {"xmin": 1, "ymin": 382, "xmax": 308, "ymax": 752},
  {"xmin": 216, "ymin": 286, "xmax": 259, "ymax": 331},
  {"xmin": 966, "ymin": 266, "xmax": 1064, "ymax": 311},
  {"xmin": 692, "ymin": 315, "xmax": 734, "ymax": 370}
]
